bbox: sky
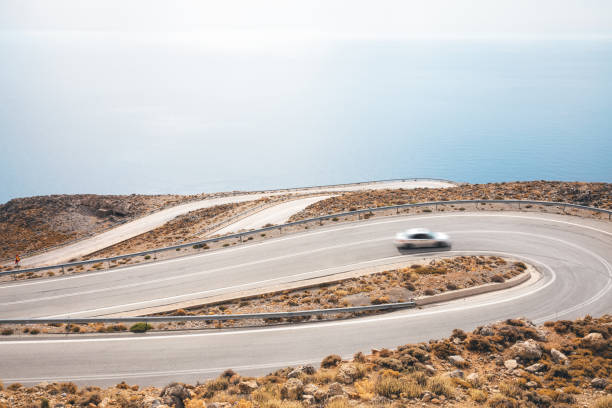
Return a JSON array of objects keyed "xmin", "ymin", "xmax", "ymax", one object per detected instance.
[{"xmin": 1, "ymin": 1, "xmax": 611, "ymax": 203}]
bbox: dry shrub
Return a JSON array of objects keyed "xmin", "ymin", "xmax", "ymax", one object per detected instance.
[
  {"xmin": 185, "ymin": 399, "xmax": 207, "ymax": 408},
  {"xmin": 431, "ymin": 341, "xmax": 458, "ymax": 359},
  {"xmin": 499, "ymin": 381, "xmax": 522, "ymax": 398},
  {"xmin": 470, "ymin": 389, "xmax": 488, "ymax": 402},
  {"xmin": 427, "ymin": 376, "xmax": 454, "ymax": 398},
  {"xmin": 325, "ymin": 396, "xmax": 350, "ymax": 408},
  {"xmin": 252, "ymin": 384, "xmax": 281, "ymax": 404},
  {"xmin": 77, "ymin": 391, "xmax": 101, "ymax": 407},
  {"xmin": 202, "ymin": 377, "xmax": 229, "ymax": 398},
  {"xmin": 407, "ymin": 371, "xmax": 428, "ymax": 387},
  {"xmin": 354, "ymin": 378, "xmax": 375, "ymax": 401},
  {"xmin": 487, "ymin": 394, "xmax": 518, "ymax": 408},
  {"xmin": 321, "ymin": 354, "xmax": 342, "ymax": 368},
  {"xmin": 259, "ymin": 400, "xmax": 304, "ymax": 408},
  {"xmin": 313, "ymin": 368, "xmax": 337, "ymax": 384},
  {"xmin": 375, "ymin": 357, "xmax": 403, "ymax": 371},
  {"xmin": 375, "ymin": 376, "xmax": 422, "ymax": 398},
  {"xmin": 592, "ymin": 395, "xmax": 612, "ymax": 408}
]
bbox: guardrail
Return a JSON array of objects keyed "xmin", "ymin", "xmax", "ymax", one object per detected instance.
[
  {"xmin": 0, "ymin": 301, "xmax": 416, "ymax": 325},
  {"xmin": 3, "ymin": 199, "xmax": 610, "ymax": 278},
  {"xmin": 1, "ymin": 178, "xmax": 458, "ymax": 264}
]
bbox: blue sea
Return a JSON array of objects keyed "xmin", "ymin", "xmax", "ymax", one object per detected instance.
[{"xmin": 1, "ymin": 34, "xmax": 611, "ymax": 202}]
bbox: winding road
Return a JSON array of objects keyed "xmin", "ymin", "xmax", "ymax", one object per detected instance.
[
  {"xmin": 0, "ymin": 211, "xmax": 610, "ymax": 387},
  {"xmin": 18, "ymin": 179, "xmax": 455, "ymax": 268}
]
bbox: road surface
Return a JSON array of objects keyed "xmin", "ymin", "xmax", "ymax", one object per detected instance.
[
  {"xmin": 19, "ymin": 179, "xmax": 455, "ymax": 267},
  {"xmin": 0, "ymin": 212, "xmax": 610, "ymax": 386}
]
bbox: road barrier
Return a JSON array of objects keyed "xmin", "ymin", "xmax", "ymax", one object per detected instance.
[
  {"xmin": 2, "ymin": 199, "xmax": 610, "ymax": 278},
  {"xmin": 0, "ymin": 301, "xmax": 416, "ymax": 325}
]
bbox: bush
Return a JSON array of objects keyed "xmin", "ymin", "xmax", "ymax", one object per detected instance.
[
  {"xmin": 40, "ymin": 398, "xmax": 50, "ymax": 408},
  {"xmin": 78, "ymin": 391, "xmax": 101, "ymax": 407},
  {"xmin": 321, "ymin": 354, "xmax": 342, "ymax": 368},
  {"xmin": 427, "ymin": 376, "xmax": 454, "ymax": 398},
  {"xmin": 375, "ymin": 376, "xmax": 422, "ymax": 398},
  {"xmin": 488, "ymin": 394, "xmax": 518, "ymax": 408},
  {"xmin": 30, "ymin": 328, "xmax": 40, "ymax": 335},
  {"xmin": 1, "ymin": 328, "xmax": 13, "ymax": 335},
  {"xmin": 129, "ymin": 322, "xmax": 153, "ymax": 333},
  {"xmin": 592, "ymin": 395, "xmax": 612, "ymax": 408},
  {"xmin": 470, "ymin": 389, "xmax": 488, "ymax": 402},
  {"xmin": 431, "ymin": 341, "xmax": 458, "ymax": 359},
  {"xmin": 144, "ymin": 255, "xmax": 151, "ymax": 260},
  {"xmin": 491, "ymin": 274, "xmax": 505, "ymax": 283}
]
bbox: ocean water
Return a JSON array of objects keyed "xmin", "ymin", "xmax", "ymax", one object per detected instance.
[{"xmin": 0, "ymin": 35, "xmax": 611, "ymax": 202}]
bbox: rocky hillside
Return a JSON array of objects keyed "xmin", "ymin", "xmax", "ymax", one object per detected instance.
[
  {"xmin": 0, "ymin": 315, "xmax": 609, "ymax": 407},
  {"xmin": 0, "ymin": 194, "xmax": 205, "ymax": 261},
  {"xmin": 290, "ymin": 181, "xmax": 612, "ymax": 221}
]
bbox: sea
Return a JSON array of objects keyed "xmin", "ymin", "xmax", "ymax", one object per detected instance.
[{"xmin": 1, "ymin": 34, "xmax": 611, "ymax": 202}]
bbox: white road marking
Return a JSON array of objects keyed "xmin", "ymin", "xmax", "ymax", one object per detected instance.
[{"xmin": 1, "ymin": 212, "xmax": 610, "ymax": 290}]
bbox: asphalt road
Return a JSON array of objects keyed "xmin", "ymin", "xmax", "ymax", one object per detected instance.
[
  {"xmin": 19, "ymin": 179, "xmax": 455, "ymax": 267},
  {"xmin": 213, "ymin": 195, "xmax": 334, "ymax": 235},
  {"xmin": 0, "ymin": 212, "xmax": 610, "ymax": 386}
]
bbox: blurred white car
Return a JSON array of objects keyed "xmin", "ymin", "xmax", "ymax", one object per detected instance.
[{"xmin": 393, "ymin": 228, "xmax": 451, "ymax": 248}]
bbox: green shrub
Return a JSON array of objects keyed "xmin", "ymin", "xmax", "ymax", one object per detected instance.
[
  {"xmin": 129, "ymin": 322, "xmax": 153, "ymax": 333},
  {"xmin": 144, "ymin": 255, "xmax": 151, "ymax": 260},
  {"xmin": 1, "ymin": 328, "xmax": 13, "ymax": 335}
]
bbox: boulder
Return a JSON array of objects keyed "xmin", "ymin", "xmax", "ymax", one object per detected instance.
[
  {"xmin": 141, "ymin": 397, "xmax": 163, "ymax": 408},
  {"xmin": 581, "ymin": 332, "xmax": 606, "ymax": 351},
  {"xmin": 160, "ymin": 383, "xmax": 190, "ymax": 408},
  {"xmin": 313, "ymin": 389, "xmax": 327, "ymax": 402},
  {"xmin": 510, "ymin": 339, "xmax": 542, "ymax": 360},
  {"xmin": 336, "ymin": 364, "xmax": 359, "ymax": 384},
  {"xmin": 281, "ymin": 378, "xmax": 303, "ymax": 400},
  {"xmin": 327, "ymin": 382, "xmax": 345, "ymax": 396},
  {"xmin": 525, "ymin": 363, "xmax": 545, "ymax": 373},
  {"xmin": 448, "ymin": 355, "xmax": 467, "ymax": 367},
  {"xmin": 424, "ymin": 365, "xmax": 436, "ymax": 375},
  {"xmin": 550, "ymin": 349, "xmax": 568, "ymax": 365},
  {"xmin": 504, "ymin": 359, "xmax": 518, "ymax": 370},
  {"xmin": 238, "ymin": 380, "xmax": 258, "ymax": 394},
  {"xmin": 448, "ymin": 369, "xmax": 464, "ymax": 378},
  {"xmin": 303, "ymin": 383, "xmax": 319, "ymax": 396},
  {"xmin": 302, "ymin": 395, "xmax": 315, "ymax": 405},
  {"xmin": 466, "ymin": 373, "xmax": 480, "ymax": 386},
  {"xmin": 591, "ymin": 378, "xmax": 608, "ymax": 389}
]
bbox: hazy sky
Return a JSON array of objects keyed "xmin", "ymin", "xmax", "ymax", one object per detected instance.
[
  {"xmin": 1, "ymin": 0, "xmax": 611, "ymax": 38},
  {"xmin": 1, "ymin": 1, "xmax": 611, "ymax": 203}
]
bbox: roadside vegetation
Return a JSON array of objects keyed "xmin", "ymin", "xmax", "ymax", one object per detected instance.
[
  {"xmin": 289, "ymin": 181, "xmax": 612, "ymax": 221},
  {"xmin": 1, "ymin": 315, "xmax": 609, "ymax": 407},
  {"xmin": 0, "ymin": 256, "xmax": 527, "ymax": 336}
]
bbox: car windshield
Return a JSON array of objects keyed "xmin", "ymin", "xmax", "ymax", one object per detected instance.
[{"xmin": 412, "ymin": 233, "xmax": 433, "ymax": 239}]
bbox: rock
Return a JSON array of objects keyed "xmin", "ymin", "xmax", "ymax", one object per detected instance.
[
  {"xmin": 525, "ymin": 363, "xmax": 545, "ymax": 373},
  {"xmin": 287, "ymin": 369, "xmax": 302, "ymax": 378},
  {"xmin": 534, "ymin": 329, "xmax": 548, "ymax": 341},
  {"xmin": 591, "ymin": 378, "xmax": 609, "ymax": 389},
  {"xmin": 303, "ymin": 384, "xmax": 319, "ymax": 396},
  {"xmin": 466, "ymin": 373, "xmax": 480, "ymax": 386},
  {"xmin": 478, "ymin": 325, "xmax": 495, "ymax": 336},
  {"xmin": 327, "ymin": 382, "xmax": 345, "ymax": 396},
  {"xmin": 510, "ymin": 339, "xmax": 542, "ymax": 360},
  {"xmin": 550, "ymin": 349, "xmax": 568, "ymax": 365},
  {"xmin": 336, "ymin": 364, "xmax": 359, "ymax": 384},
  {"xmin": 160, "ymin": 383, "xmax": 190, "ymax": 408},
  {"xmin": 281, "ymin": 378, "xmax": 304, "ymax": 400},
  {"xmin": 504, "ymin": 359, "xmax": 518, "ymax": 370},
  {"xmin": 526, "ymin": 381, "xmax": 538, "ymax": 389},
  {"xmin": 494, "ymin": 356, "xmax": 504, "ymax": 366},
  {"xmin": 238, "ymin": 380, "xmax": 258, "ymax": 394},
  {"xmin": 313, "ymin": 389, "xmax": 327, "ymax": 401},
  {"xmin": 141, "ymin": 397, "xmax": 163, "ymax": 408},
  {"xmin": 448, "ymin": 355, "xmax": 467, "ymax": 367},
  {"xmin": 425, "ymin": 365, "xmax": 436, "ymax": 375},
  {"xmin": 421, "ymin": 392, "xmax": 433, "ymax": 402},
  {"xmin": 448, "ymin": 369, "xmax": 464, "ymax": 378},
  {"xmin": 302, "ymin": 394, "xmax": 315, "ymax": 405},
  {"xmin": 584, "ymin": 332, "xmax": 603, "ymax": 342}
]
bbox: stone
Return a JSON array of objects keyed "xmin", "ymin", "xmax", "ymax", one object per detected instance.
[
  {"xmin": 313, "ymin": 389, "xmax": 327, "ymax": 402},
  {"xmin": 591, "ymin": 378, "xmax": 609, "ymax": 389},
  {"xmin": 551, "ymin": 348, "xmax": 568, "ymax": 365},
  {"xmin": 302, "ymin": 395, "xmax": 315, "ymax": 405},
  {"xmin": 327, "ymin": 382, "xmax": 345, "ymax": 396},
  {"xmin": 510, "ymin": 339, "xmax": 542, "ymax": 360},
  {"xmin": 583, "ymin": 332, "xmax": 603, "ymax": 342},
  {"xmin": 337, "ymin": 364, "xmax": 359, "ymax": 384},
  {"xmin": 141, "ymin": 397, "xmax": 163, "ymax": 408},
  {"xmin": 424, "ymin": 365, "xmax": 436, "ymax": 375},
  {"xmin": 448, "ymin": 369, "xmax": 464, "ymax": 378},
  {"xmin": 525, "ymin": 363, "xmax": 545, "ymax": 373},
  {"xmin": 448, "ymin": 355, "xmax": 467, "ymax": 367},
  {"xmin": 504, "ymin": 359, "xmax": 518, "ymax": 370},
  {"xmin": 466, "ymin": 373, "xmax": 480, "ymax": 386},
  {"xmin": 160, "ymin": 383, "xmax": 190, "ymax": 408},
  {"xmin": 582, "ymin": 332, "xmax": 606, "ymax": 350},
  {"xmin": 287, "ymin": 369, "xmax": 302, "ymax": 379},
  {"xmin": 238, "ymin": 380, "xmax": 258, "ymax": 394},
  {"xmin": 526, "ymin": 381, "xmax": 538, "ymax": 389},
  {"xmin": 303, "ymin": 383, "xmax": 319, "ymax": 396},
  {"xmin": 478, "ymin": 325, "xmax": 495, "ymax": 336},
  {"xmin": 301, "ymin": 364, "xmax": 316, "ymax": 375},
  {"xmin": 281, "ymin": 378, "xmax": 304, "ymax": 400},
  {"xmin": 421, "ymin": 392, "xmax": 433, "ymax": 402}
]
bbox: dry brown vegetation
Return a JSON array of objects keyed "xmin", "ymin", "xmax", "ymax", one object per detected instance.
[
  {"xmin": 0, "ymin": 193, "xmax": 210, "ymax": 262},
  {"xmin": 87, "ymin": 199, "xmax": 269, "ymax": 259},
  {"xmin": 1, "ymin": 315, "xmax": 609, "ymax": 407},
  {"xmin": 289, "ymin": 181, "xmax": 612, "ymax": 221}
]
